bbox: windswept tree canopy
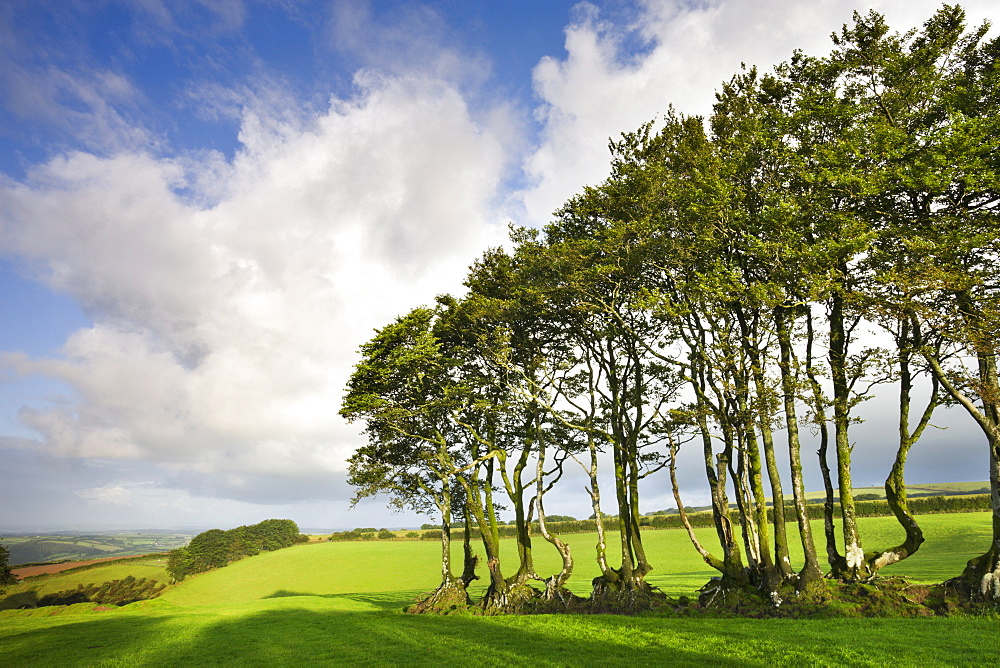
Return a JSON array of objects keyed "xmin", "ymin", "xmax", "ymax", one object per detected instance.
[{"xmin": 342, "ymin": 4, "xmax": 1000, "ymax": 613}]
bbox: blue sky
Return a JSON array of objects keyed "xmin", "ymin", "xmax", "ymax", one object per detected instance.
[{"xmin": 0, "ymin": 0, "xmax": 996, "ymax": 532}]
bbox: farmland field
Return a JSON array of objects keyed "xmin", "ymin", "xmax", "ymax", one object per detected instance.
[
  {"xmin": 1, "ymin": 512, "xmax": 998, "ymax": 666},
  {"xmin": 2, "ymin": 532, "xmax": 192, "ymax": 566}
]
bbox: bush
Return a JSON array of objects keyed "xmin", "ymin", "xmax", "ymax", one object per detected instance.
[
  {"xmin": 167, "ymin": 519, "xmax": 302, "ymax": 581},
  {"xmin": 38, "ymin": 576, "xmax": 167, "ymax": 607},
  {"xmin": 329, "ymin": 530, "xmax": 364, "ymax": 541},
  {"xmin": 377, "ymin": 530, "xmax": 395, "ymax": 539},
  {"xmin": 422, "ymin": 530, "xmax": 442, "ymax": 540},
  {"xmin": 405, "ymin": 531, "xmax": 420, "ymax": 539}
]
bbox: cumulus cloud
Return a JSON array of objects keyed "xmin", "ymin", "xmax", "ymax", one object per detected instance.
[
  {"xmin": 1, "ymin": 0, "xmax": 994, "ymax": 525},
  {"xmin": 0, "ymin": 72, "xmax": 510, "ymax": 503},
  {"xmin": 77, "ymin": 483, "xmax": 135, "ymax": 505},
  {"xmin": 519, "ymin": 0, "xmax": 1000, "ymax": 225}
]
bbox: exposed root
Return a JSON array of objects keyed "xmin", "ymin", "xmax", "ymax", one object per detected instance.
[
  {"xmin": 694, "ymin": 576, "xmax": 949, "ymax": 618},
  {"xmin": 589, "ymin": 573, "xmax": 667, "ymax": 614},
  {"xmin": 405, "ymin": 578, "xmax": 471, "ymax": 615}
]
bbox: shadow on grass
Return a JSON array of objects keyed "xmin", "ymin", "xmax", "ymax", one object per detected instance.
[
  {"xmin": 4, "ymin": 602, "xmax": 999, "ymax": 666},
  {"xmin": 262, "ymin": 589, "xmax": 428, "ymax": 612}
]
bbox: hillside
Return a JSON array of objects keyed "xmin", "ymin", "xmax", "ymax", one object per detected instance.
[
  {"xmin": 5, "ymin": 510, "xmax": 991, "ymax": 610},
  {"xmin": 1, "ymin": 511, "xmax": 997, "ymax": 666}
]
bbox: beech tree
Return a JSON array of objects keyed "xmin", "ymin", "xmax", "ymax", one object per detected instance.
[
  {"xmin": 342, "ymin": 3, "xmax": 1000, "ymax": 613},
  {"xmin": 837, "ymin": 5, "xmax": 1000, "ymax": 597},
  {"xmin": 341, "ymin": 307, "xmax": 477, "ymax": 608}
]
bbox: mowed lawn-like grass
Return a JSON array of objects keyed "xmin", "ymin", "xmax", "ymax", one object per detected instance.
[{"xmin": 2, "ymin": 512, "xmax": 998, "ymax": 666}]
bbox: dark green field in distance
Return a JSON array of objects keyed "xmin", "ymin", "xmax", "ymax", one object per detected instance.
[{"xmin": 2, "ymin": 532, "xmax": 193, "ymax": 566}]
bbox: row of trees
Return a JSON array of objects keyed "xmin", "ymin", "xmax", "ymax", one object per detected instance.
[
  {"xmin": 167, "ymin": 519, "xmax": 305, "ymax": 581},
  {"xmin": 341, "ymin": 5, "xmax": 1000, "ymax": 613}
]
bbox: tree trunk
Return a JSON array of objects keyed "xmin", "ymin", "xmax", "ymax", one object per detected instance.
[
  {"xmin": 535, "ymin": 439, "xmax": 574, "ymax": 601},
  {"xmin": 775, "ymin": 305, "xmax": 823, "ymax": 585},
  {"xmin": 735, "ymin": 306, "xmax": 792, "ymax": 582},
  {"xmin": 807, "ymin": 308, "xmax": 842, "ymax": 570},
  {"xmin": 867, "ymin": 318, "xmax": 929, "ymax": 573},
  {"xmin": 460, "ymin": 502, "xmax": 479, "ymax": 588},
  {"xmin": 828, "ymin": 290, "xmax": 869, "ymax": 580},
  {"xmin": 922, "ymin": 297, "xmax": 1000, "ymax": 599}
]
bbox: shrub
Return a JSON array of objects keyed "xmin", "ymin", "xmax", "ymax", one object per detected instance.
[
  {"xmin": 422, "ymin": 530, "xmax": 441, "ymax": 540},
  {"xmin": 37, "ymin": 576, "xmax": 167, "ymax": 607},
  {"xmin": 405, "ymin": 531, "xmax": 420, "ymax": 539},
  {"xmin": 377, "ymin": 530, "xmax": 395, "ymax": 540},
  {"xmin": 166, "ymin": 519, "xmax": 302, "ymax": 580}
]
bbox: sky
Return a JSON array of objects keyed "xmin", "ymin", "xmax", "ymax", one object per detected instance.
[{"xmin": 0, "ymin": 0, "xmax": 996, "ymax": 533}]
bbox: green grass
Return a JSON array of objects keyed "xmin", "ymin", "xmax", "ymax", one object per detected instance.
[
  {"xmin": 801, "ymin": 480, "xmax": 989, "ymax": 501},
  {"xmin": 5, "ymin": 556, "xmax": 172, "ymax": 602},
  {"xmin": 1, "ymin": 511, "xmax": 997, "ymax": 666},
  {"xmin": 2, "ymin": 594, "xmax": 998, "ymax": 666}
]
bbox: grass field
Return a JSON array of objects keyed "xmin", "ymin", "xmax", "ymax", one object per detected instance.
[{"xmin": 2, "ymin": 512, "xmax": 998, "ymax": 666}]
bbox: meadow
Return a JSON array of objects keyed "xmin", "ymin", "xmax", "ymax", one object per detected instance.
[{"xmin": 2, "ymin": 512, "xmax": 998, "ymax": 666}]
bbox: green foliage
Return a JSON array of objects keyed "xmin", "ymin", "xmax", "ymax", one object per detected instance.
[
  {"xmin": 166, "ymin": 520, "xmax": 301, "ymax": 581},
  {"xmin": 0, "ymin": 545, "xmax": 16, "ymax": 587},
  {"xmin": 36, "ymin": 576, "xmax": 167, "ymax": 607},
  {"xmin": 329, "ymin": 530, "xmax": 361, "ymax": 541},
  {"xmin": 377, "ymin": 530, "xmax": 396, "ymax": 540}
]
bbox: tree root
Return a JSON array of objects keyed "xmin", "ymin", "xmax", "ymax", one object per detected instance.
[{"xmin": 405, "ymin": 578, "xmax": 471, "ymax": 615}]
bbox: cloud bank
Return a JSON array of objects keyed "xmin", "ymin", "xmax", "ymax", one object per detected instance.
[
  {"xmin": 0, "ymin": 0, "xmax": 993, "ymax": 528},
  {"xmin": 1, "ymin": 72, "xmax": 510, "ymax": 507}
]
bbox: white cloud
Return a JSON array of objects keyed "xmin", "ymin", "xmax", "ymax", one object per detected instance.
[
  {"xmin": 519, "ymin": 0, "xmax": 1000, "ymax": 225},
  {"xmin": 2, "ymin": 0, "xmax": 994, "ymax": 524},
  {"xmin": 77, "ymin": 483, "xmax": 135, "ymax": 505},
  {"xmin": 0, "ymin": 72, "xmax": 510, "ymax": 500}
]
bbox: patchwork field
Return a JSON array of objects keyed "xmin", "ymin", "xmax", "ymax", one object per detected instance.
[
  {"xmin": 2, "ymin": 511, "xmax": 998, "ymax": 665},
  {"xmin": 2, "ymin": 532, "xmax": 192, "ymax": 566}
]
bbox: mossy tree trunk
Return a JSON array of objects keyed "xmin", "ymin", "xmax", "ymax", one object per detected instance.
[
  {"xmin": 734, "ymin": 305, "xmax": 793, "ymax": 584},
  {"xmin": 688, "ymin": 353, "xmax": 747, "ymax": 587},
  {"xmin": 922, "ymin": 295, "xmax": 1000, "ymax": 600},
  {"xmin": 867, "ymin": 317, "xmax": 933, "ymax": 573},
  {"xmin": 534, "ymin": 437, "xmax": 573, "ymax": 601},
  {"xmin": 828, "ymin": 288, "xmax": 871, "ymax": 581},
  {"xmin": 774, "ymin": 305, "xmax": 823, "ymax": 586},
  {"xmin": 496, "ymin": 444, "xmax": 537, "ymax": 587},
  {"xmin": 805, "ymin": 308, "xmax": 842, "ymax": 570}
]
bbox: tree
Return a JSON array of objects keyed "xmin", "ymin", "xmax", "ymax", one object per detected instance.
[
  {"xmin": 341, "ymin": 307, "xmax": 476, "ymax": 609},
  {"xmin": 0, "ymin": 544, "xmax": 16, "ymax": 587},
  {"xmin": 837, "ymin": 5, "xmax": 1000, "ymax": 597}
]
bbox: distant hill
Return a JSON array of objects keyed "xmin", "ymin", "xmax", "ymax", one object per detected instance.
[
  {"xmin": 1, "ymin": 532, "xmax": 192, "ymax": 566},
  {"xmin": 645, "ymin": 481, "xmax": 990, "ymax": 516}
]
